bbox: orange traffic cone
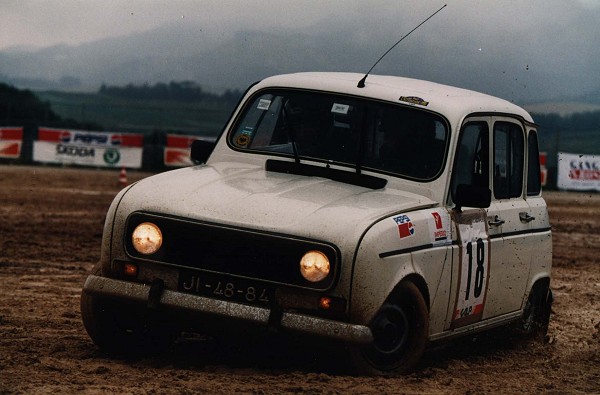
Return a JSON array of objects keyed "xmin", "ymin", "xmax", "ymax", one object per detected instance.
[{"xmin": 118, "ymin": 167, "xmax": 128, "ymax": 187}]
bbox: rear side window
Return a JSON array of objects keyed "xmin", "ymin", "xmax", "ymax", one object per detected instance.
[
  {"xmin": 493, "ymin": 122, "xmax": 524, "ymax": 199},
  {"xmin": 527, "ymin": 130, "xmax": 542, "ymax": 196}
]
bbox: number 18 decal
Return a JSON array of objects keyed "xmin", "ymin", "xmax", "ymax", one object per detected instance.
[{"xmin": 452, "ymin": 217, "xmax": 490, "ymax": 328}]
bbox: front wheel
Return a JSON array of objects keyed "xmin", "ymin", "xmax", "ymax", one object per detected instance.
[
  {"xmin": 351, "ymin": 281, "xmax": 429, "ymax": 375},
  {"xmin": 80, "ymin": 278, "xmax": 179, "ymax": 355}
]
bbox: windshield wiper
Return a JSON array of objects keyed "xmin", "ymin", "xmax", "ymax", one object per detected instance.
[
  {"xmin": 354, "ymin": 107, "xmax": 369, "ymax": 175},
  {"xmin": 266, "ymin": 159, "xmax": 387, "ymax": 190},
  {"xmin": 281, "ymin": 101, "xmax": 300, "ymax": 164}
]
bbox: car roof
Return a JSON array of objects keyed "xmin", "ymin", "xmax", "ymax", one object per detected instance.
[{"xmin": 254, "ymin": 72, "xmax": 534, "ymax": 124}]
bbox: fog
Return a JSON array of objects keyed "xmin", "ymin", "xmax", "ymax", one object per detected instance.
[{"xmin": 1, "ymin": 0, "xmax": 599, "ymax": 104}]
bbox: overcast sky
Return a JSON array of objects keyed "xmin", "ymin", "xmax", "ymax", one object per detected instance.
[
  {"xmin": 1, "ymin": 0, "xmax": 599, "ymax": 104},
  {"xmin": 2, "ymin": 0, "xmax": 599, "ymax": 50}
]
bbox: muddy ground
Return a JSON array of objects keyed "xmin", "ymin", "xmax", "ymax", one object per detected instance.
[{"xmin": 0, "ymin": 165, "xmax": 598, "ymax": 394}]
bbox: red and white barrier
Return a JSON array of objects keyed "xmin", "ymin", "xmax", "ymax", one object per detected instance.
[
  {"xmin": 164, "ymin": 134, "xmax": 201, "ymax": 167},
  {"xmin": 0, "ymin": 127, "xmax": 24, "ymax": 159},
  {"xmin": 540, "ymin": 152, "xmax": 547, "ymax": 187}
]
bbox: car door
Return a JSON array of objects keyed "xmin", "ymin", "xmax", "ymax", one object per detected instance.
[
  {"xmin": 481, "ymin": 117, "xmax": 531, "ymax": 319},
  {"xmin": 446, "ymin": 116, "xmax": 535, "ymax": 329},
  {"xmin": 446, "ymin": 118, "xmax": 494, "ymax": 329}
]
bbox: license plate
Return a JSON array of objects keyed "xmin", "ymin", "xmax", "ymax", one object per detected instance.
[{"xmin": 178, "ymin": 270, "xmax": 273, "ymax": 306}]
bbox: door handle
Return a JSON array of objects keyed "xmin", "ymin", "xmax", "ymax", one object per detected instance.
[
  {"xmin": 519, "ymin": 212, "xmax": 536, "ymax": 223},
  {"xmin": 488, "ymin": 215, "xmax": 505, "ymax": 227}
]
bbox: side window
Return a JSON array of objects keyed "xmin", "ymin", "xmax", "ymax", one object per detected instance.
[
  {"xmin": 527, "ymin": 130, "xmax": 542, "ymax": 196},
  {"xmin": 451, "ymin": 122, "xmax": 489, "ymax": 200},
  {"xmin": 493, "ymin": 122, "xmax": 524, "ymax": 199}
]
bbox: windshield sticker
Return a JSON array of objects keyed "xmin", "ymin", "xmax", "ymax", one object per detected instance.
[
  {"xmin": 235, "ymin": 126, "xmax": 254, "ymax": 147},
  {"xmin": 331, "ymin": 103, "xmax": 350, "ymax": 115},
  {"xmin": 393, "ymin": 214, "xmax": 415, "ymax": 239},
  {"xmin": 399, "ymin": 96, "xmax": 429, "ymax": 106},
  {"xmin": 257, "ymin": 99, "xmax": 271, "ymax": 111}
]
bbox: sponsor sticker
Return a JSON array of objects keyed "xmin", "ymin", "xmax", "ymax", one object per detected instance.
[
  {"xmin": 331, "ymin": 103, "xmax": 350, "ymax": 115},
  {"xmin": 393, "ymin": 214, "xmax": 415, "ymax": 239},
  {"xmin": 429, "ymin": 211, "xmax": 451, "ymax": 245},
  {"xmin": 399, "ymin": 96, "xmax": 429, "ymax": 106},
  {"xmin": 103, "ymin": 148, "xmax": 121, "ymax": 164},
  {"xmin": 257, "ymin": 99, "xmax": 271, "ymax": 111}
]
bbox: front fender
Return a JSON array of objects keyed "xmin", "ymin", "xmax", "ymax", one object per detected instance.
[
  {"xmin": 350, "ymin": 208, "xmax": 454, "ymax": 334},
  {"xmin": 98, "ymin": 184, "xmax": 136, "ymax": 276}
]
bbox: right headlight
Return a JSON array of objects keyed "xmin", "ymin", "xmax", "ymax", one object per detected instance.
[{"xmin": 300, "ymin": 250, "xmax": 330, "ymax": 282}]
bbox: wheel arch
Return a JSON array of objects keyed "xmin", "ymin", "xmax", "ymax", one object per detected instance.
[
  {"xmin": 387, "ymin": 273, "xmax": 431, "ymax": 313},
  {"xmin": 523, "ymin": 274, "xmax": 551, "ymax": 308}
]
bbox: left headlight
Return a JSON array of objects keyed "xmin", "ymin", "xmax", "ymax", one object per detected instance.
[
  {"xmin": 132, "ymin": 222, "xmax": 163, "ymax": 255},
  {"xmin": 300, "ymin": 250, "xmax": 330, "ymax": 282}
]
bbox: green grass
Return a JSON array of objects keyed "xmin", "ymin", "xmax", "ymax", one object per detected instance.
[{"xmin": 35, "ymin": 91, "xmax": 234, "ymax": 136}]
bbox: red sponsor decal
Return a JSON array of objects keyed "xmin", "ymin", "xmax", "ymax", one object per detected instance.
[
  {"xmin": 432, "ymin": 212, "xmax": 443, "ymax": 229},
  {"xmin": 0, "ymin": 142, "xmax": 20, "ymax": 157},
  {"xmin": 432, "ymin": 212, "xmax": 447, "ymax": 241},
  {"xmin": 165, "ymin": 149, "xmax": 189, "ymax": 164},
  {"xmin": 167, "ymin": 134, "xmax": 198, "ymax": 148},
  {"xmin": 119, "ymin": 133, "xmax": 143, "ymax": 147},
  {"xmin": 569, "ymin": 169, "xmax": 600, "ymax": 181},
  {"xmin": 0, "ymin": 127, "xmax": 23, "ymax": 140},
  {"xmin": 393, "ymin": 215, "xmax": 414, "ymax": 239}
]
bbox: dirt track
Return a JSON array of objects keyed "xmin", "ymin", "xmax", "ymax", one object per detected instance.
[{"xmin": 1, "ymin": 165, "xmax": 599, "ymax": 394}]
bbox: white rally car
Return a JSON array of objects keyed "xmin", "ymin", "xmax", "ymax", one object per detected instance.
[{"xmin": 81, "ymin": 72, "xmax": 552, "ymax": 374}]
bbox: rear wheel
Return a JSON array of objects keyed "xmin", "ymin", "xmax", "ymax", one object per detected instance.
[
  {"xmin": 520, "ymin": 279, "xmax": 552, "ymax": 340},
  {"xmin": 352, "ymin": 281, "xmax": 429, "ymax": 375}
]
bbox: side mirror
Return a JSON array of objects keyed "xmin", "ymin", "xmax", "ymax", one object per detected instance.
[
  {"xmin": 454, "ymin": 184, "xmax": 491, "ymax": 211},
  {"xmin": 190, "ymin": 139, "xmax": 216, "ymax": 164}
]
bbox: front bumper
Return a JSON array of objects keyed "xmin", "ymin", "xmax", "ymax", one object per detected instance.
[{"xmin": 82, "ymin": 275, "xmax": 373, "ymax": 345}]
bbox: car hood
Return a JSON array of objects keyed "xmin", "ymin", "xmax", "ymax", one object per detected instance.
[{"xmin": 117, "ymin": 162, "xmax": 436, "ymax": 243}]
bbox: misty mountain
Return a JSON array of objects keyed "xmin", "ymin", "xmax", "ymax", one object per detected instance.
[{"xmin": 1, "ymin": 19, "xmax": 600, "ymax": 106}]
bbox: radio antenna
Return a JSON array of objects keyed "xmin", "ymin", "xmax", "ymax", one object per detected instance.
[{"xmin": 357, "ymin": 4, "xmax": 447, "ymax": 88}]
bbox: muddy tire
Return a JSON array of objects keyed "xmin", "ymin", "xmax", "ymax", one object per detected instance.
[
  {"xmin": 80, "ymin": 267, "xmax": 179, "ymax": 355},
  {"xmin": 351, "ymin": 281, "xmax": 429, "ymax": 375},
  {"xmin": 519, "ymin": 279, "xmax": 553, "ymax": 340}
]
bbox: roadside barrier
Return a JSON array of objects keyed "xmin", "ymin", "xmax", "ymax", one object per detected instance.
[{"xmin": 0, "ymin": 125, "xmax": 215, "ymax": 172}]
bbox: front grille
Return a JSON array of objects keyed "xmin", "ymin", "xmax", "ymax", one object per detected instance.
[{"xmin": 124, "ymin": 212, "xmax": 340, "ymax": 291}]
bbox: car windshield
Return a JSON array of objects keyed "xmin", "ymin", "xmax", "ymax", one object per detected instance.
[{"xmin": 229, "ymin": 90, "xmax": 448, "ymax": 180}]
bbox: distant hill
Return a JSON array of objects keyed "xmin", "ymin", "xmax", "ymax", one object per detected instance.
[
  {"xmin": 3, "ymin": 18, "xmax": 599, "ymax": 105},
  {"xmin": 525, "ymin": 102, "xmax": 600, "ymax": 116}
]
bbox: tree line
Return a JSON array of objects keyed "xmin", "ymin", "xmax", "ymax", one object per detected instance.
[
  {"xmin": 534, "ymin": 111, "xmax": 600, "ymax": 135},
  {"xmin": 0, "ymin": 82, "xmax": 100, "ymax": 129},
  {"xmin": 98, "ymin": 81, "xmax": 242, "ymax": 106},
  {"xmin": 2, "ymin": 80, "xmax": 598, "ymax": 146}
]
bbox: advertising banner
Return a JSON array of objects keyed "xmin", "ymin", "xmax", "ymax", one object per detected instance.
[
  {"xmin": 557, "ymin": 152, "xmax": 600, "ymax": 191},
  {"xmin": 0, "ymin": 127, "xmax": 24, "ymax": 159},
  {"xmin": 33, "ymin": 127, "xmax": 143, "ymax": 168},
  {"xmin": 164, "ymin": 134, "xmax": 202, "ymax": 167}
]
